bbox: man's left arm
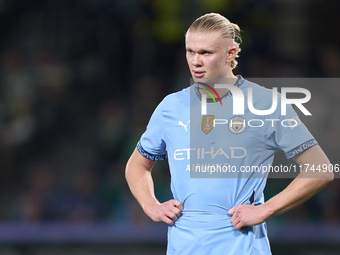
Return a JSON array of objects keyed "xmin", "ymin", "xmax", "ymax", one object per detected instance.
[{"xmin": 228, "ymin": 145, "xmax": 334, "ymax": 231}]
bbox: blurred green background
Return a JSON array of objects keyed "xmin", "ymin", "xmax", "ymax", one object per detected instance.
[{"xmin": 0, "ymin": 0, "xmax": 339, "ymax": 254}]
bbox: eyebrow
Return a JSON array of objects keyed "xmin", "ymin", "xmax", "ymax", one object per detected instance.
[{"xmin": 186, "ymin": 47, "xmax": 213, "ymax": 54}]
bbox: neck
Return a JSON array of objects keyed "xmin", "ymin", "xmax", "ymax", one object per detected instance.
[{"xmin": 197, "ymin": 75, "xmax": 238, "ymax": 99}]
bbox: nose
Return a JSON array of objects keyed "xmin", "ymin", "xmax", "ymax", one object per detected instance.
[{"xmin": 192, "ymin": 53, "xmax": 202, "ymax": 66}]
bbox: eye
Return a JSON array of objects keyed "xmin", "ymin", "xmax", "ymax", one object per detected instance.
[
  {"xmin": 187, "ymin": 49, "xmax": 194, "ymax": 54},
  {"xmin": 203, "ymin": 51, "xmax": 211, "ymax": 55}
]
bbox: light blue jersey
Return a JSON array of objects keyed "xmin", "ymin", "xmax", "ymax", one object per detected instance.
[{"xmin": 137, "ymin": 76, "xmax": 317, "ymax": 255}]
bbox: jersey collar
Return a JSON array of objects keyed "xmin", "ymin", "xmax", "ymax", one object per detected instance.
[{"xmin": 194, "ymin": 75, "xmax": 245, "ymax": 103}]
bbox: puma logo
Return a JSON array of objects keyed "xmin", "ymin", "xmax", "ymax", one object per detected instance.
[{"xmin": 178, "ymin": 120, "xmax": 190, "ymax": 132}]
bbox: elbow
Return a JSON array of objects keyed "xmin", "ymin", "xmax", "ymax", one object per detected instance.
[
  {"xmin": 125, "ymin": 167, "xmax": 129, "ymax": 182},
  {"xmin": 125, "ymin": 158, "xmax": 132, "ymax": 183},
  {"xmin": 325, "ymin": 163, "xmax": 335, "ymax": 183},
  {"xmin": 125, "ymin": 163, "xmax": 131, "ymax": 183},
  {"xmin": 325, "ymin": 171, "xmax": 334, "ymax": 183},
  {"xmin": 320, "ymin": 170, "xmax": 334, "ymax": 185}
]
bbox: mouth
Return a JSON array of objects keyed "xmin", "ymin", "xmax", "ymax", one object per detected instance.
[{"xmin": 193, "ymin": 70, "xmax": 205, "ymax": 78}]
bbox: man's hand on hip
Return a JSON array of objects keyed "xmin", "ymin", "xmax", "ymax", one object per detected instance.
[
  {"xmin": 228, "ymin": 203, "xmax": 268, "ymax": 232},
  {"xmin": 144, "ymin": 199, "xmax": 184, "ymax": 226}
]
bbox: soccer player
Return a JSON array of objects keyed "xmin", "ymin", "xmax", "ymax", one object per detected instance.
[{"xmin": 125, "ymin": 13, "xmax": 333, "ymax": 255}]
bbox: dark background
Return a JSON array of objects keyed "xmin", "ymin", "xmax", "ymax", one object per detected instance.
[{"xmin": 0, "ymin": 0, "xmax": 339, "ymax": 254}]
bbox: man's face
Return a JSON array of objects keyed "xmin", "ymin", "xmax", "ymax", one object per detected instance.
[{"xmin": 185, "ymin": 31, "xmax": 235, "ymax": 82}]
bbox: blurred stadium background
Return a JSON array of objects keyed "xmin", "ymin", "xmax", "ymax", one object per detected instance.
[{"xmin": 0, "ymin": 0, "xmax": 339, "ymax": 254}]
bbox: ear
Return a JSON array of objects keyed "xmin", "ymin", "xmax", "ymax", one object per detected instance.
[{"xmin": 226, "ymin": 46, "xmax": 237, "ymax": 64}]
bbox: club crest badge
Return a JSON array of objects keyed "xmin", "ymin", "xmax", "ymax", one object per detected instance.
[
  {"xmin": 201, "ymin": 115, "xmax": 215, "ymax": 135},
  {"xmin": 229, "ymin": 116, "xmax": 246, "ymax": 134}
]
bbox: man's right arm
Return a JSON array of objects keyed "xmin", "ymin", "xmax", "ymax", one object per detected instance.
[{"xmin": 125, "ymin": 147, "xmax": 183, "ymax": 226}]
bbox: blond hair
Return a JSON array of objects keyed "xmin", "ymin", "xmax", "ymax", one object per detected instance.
[{"xmin": 186, "ymin": 13, "xmax": 242, "ymax": 69}]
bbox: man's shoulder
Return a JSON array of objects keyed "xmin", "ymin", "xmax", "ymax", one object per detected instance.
[
  {"xmin": 240, "ymin": 78, "xmax": 279, "ymax": 110},
  {"xmin": 241, "ymin": 78, "xmax": 277, "ymax": 99},
  {"xmin": 242, "ymin": 78, "xmax": 272, "ymax": 93}
]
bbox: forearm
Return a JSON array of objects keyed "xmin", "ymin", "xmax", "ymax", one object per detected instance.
[
  {"xmin": 262, "ymin": 145, "xmax": 334, "ymax": 219},
  {"xmin": 229, "ymin": 145, "xmax": 333, "ymax": 231},
  {"xmin": 125, "ymin": 149, "xmax": 160, "ymax": 211},
  {"xmin": 262, "ymin": 175, "xmax": 331, "ymax": 219},
  {"xmin": 125, "ymin": 148, "xmax": 183, "ymax": 225},
  {"xmin": 126, "ymin": 166, "xmax": 160, "ymax": 210}
]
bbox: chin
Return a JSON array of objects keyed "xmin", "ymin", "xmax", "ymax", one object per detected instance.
[
  {"xmin": 192, "ymin": 76, "xmax": 209, "ymax": 83},
  {"xmin": 193, "ymin": 77, "xmax": 218, "ymax": 87},
  {"xmin": 192, "ymin": 77, "xmax": 203, "ymax": 83}
]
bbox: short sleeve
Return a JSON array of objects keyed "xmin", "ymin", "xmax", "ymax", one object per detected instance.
[
  {"xmin": 264, "ymin": 103, "xmax": 318, "ymax": 159},
  {"xmin": 137, "ymin": 100, "xmax": 167, "ymax": 161}
]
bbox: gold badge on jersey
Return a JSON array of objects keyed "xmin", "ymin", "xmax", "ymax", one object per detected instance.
[{"xmin": 201, "ymin": 115, "xmax": 215, "ymax": 135}]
